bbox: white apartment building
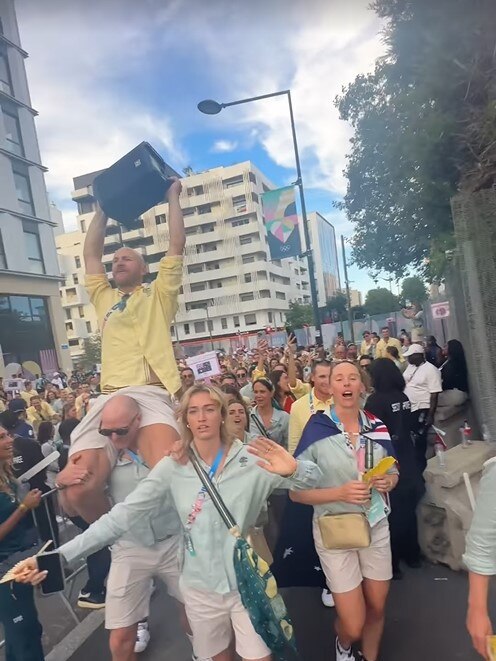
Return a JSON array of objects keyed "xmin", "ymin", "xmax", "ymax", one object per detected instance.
[
  {"xmin": 57, "ymin": 161, "xmax": 313, "ymax": 360},
  {"xmin": 0, "ymin": 0, "xmax": 70, "ymax": 376}
]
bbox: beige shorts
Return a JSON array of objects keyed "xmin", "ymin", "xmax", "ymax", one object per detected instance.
[
  {"xmin": 182, "ymin": 586, "xmax": 271, "ymax": 660},
  {"xmin": 68, "ymin": 385, "xmax": 179, "ymax": 466},
  {"xmin": 313, "ymin": 518, "xmax": 392, "ymax": 594},
  {"xmin": 105, "ymin": 535, "xmax": 183, "ymax": 630}
]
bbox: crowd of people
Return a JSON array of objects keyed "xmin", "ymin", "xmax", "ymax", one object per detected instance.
[{"xmin": 0, "ymin": 178, "xmax": 490, "ymax": 661}]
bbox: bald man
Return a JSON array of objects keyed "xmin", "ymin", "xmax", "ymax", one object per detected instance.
[{"xmin": 58, "ymin": 179, "xmax": 185, "ymax": 527}]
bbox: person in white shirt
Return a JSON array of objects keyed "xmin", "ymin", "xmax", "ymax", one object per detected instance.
[{"xmin": 403, "ymin": 344, "xmax": 442, "ymax": 471}]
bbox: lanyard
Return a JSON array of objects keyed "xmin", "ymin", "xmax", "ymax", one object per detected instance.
[
  {"xmin": 184, "ymin": 448, "xmax": 225, "ymax": 557},
  {"xmin": 124, "ymin": 449, "xmax": 149, "ymax": 469}
]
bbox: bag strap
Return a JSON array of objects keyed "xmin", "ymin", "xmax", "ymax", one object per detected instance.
[
  {"xmin": 189, "ymin": 450, "xmax": 240, "ymax": 535},
  {"xmin": 250, "ymin": 412, "xmax": 271, "ymax": 440}
]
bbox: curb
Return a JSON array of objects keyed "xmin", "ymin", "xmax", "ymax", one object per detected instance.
[{"xmin": 45, "ymin": 610, "xmax": 105, "ymax": 661}]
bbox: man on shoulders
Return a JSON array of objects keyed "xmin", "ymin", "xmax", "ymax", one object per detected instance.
[{"xmin": 59, "ymin": 179, "xmax": 185, "ymax": 527}]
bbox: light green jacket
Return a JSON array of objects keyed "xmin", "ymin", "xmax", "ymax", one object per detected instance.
[
  {"xmin": 60, "ymin": 440, "xmax": 321, "ymax": 594},
  {"xmin": 463, "ymin": 458, "xmax": 496, "ymax": 575}
]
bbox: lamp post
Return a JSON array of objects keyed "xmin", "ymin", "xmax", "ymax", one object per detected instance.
[
  {"xmin": 198, "ymin": 91, "xmax": 321, "ymax": 343},
  {"xmin": 204, "ymin": 299, "xmax": 214, "ymax": 351}
]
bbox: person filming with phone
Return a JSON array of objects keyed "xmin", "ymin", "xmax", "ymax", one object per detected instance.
[{"xmin": 0, "ymin": 423, "xmax": 44, "ymax": 660}]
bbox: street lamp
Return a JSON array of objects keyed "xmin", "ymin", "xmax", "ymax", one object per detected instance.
[
  {"xmin": 204, "ymin": 299, "xmax": 214, "ymax": 351},
  {"xmin": 198, "ymin": 90, "xmax": 322, "ymax": 343}
]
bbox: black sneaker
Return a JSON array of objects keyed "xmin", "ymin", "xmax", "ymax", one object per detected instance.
[{"xmin": 77, "ymin": 590, "xmax": 106, "ymax": 609}]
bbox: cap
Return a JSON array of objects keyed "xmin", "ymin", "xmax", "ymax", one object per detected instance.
[
  {"xmin": 403, "ymin": 343, "xmax": 425, "ymax": 357},
  {"xmin": 8, "ymin": 398, "xmax": 27, "ymax": 413}
]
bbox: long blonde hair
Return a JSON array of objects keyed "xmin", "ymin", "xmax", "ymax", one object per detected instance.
[{"xmin": 178, "ymin": 384, "xmax": 234, "ymax": 448}]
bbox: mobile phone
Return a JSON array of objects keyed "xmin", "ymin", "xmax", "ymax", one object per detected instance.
[{"xmin": 37, "ymin": 551, "xmax": 65, "ymax": 595}]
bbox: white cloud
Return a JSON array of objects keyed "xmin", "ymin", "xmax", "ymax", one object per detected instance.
[{"xmin": 211, "ymin": 139, "xmax": 238, "ymax": 153}]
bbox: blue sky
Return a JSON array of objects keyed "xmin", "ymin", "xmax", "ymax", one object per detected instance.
[{"xmin": 16, "ymin": 0, "xmax": 392, "ymax": 296}]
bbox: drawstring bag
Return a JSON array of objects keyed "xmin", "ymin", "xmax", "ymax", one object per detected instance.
[{"xmin": 189, "ymin": 451, "xmax": 301, "ymax": 661}]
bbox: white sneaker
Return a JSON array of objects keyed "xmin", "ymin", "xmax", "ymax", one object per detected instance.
[
  {"xmin": 335, "ymin": 637, "xmax": 356, "ymax": 661},
  {"xmin": 134, "ymin": 621, "xmax": 150, "ymax": 653},
  {"xmin": 321, "ymin": 588, "xmax": 335, "ymax": 607},
  {"xmin": 187, "ymin": 633, "xmax": 213, "ymax": 661}
]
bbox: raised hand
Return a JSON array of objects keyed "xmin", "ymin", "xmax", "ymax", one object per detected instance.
[{"xmin": 247, "ymin": 437, "xmax": 297, "ymax": 477}]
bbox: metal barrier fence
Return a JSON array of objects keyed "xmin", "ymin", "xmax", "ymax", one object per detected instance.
[{"xmin": 0, "ymin": 489, "xmax": 89, "ymax": 650}]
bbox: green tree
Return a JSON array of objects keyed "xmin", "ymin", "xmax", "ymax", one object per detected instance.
[
  {"xmin": 335, "ymin": 0, "xmax": 496, "ymax": 279},
  {"xmin": 326, "ymin": 292, "xmax": 348, "ymax": 321},
  {"xmin": 80, "ymin": 334, "xmax": 101, "ymax": 370},
  {"xmin": 401, "ymin": 276, "xmax": 428, "ymax": 306},
  {"xmin": 364, "ymin": 288, "xmax": 400, "ymax": 316},
  {"xmin": 285, "ymin": 301, "xmax": 314, "ymax": 329}
]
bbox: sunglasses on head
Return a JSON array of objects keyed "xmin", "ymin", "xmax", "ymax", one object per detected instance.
[{"xmin": 99, "ymin": 413, "xmax": 138, "ymax": 437}]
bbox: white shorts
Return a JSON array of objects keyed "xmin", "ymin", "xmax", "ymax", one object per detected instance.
[
  {"xmin": 69, "ymin": 385, "xmax": 179, "ymax": 466},
  {"xmin": 182, "ymin": 586, "xmax": 271, "ymax": 660},
  {"xmin": 105, "ymin": 535, "xmax": 183, "ymax": 630},
  {"xmin": 313, "ymin": 518, "xmax": 392, "ymax": 594}
]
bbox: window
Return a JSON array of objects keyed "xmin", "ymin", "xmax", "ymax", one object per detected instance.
[
  {"xmin": 242, "ymin": 255, "xmax": 255, "ymax": 264},
  {"xmin": 194, "ymin": 321, "xmax": 206, "ymax": 333},
  {"xmin": 221, "ymin": 317, "xmax": 228, "ymax": 330},
  {"xmin": 206, "ymin": 262, "xmax": 220, "ymax": 271},
  {"xmin": 80, "ymin": 219, "xmax": 86, "ymax": 233},
  {"xmin": 0, "ymin": 50, "xmax": 12, "ymax": 95},
  {"xmin": 232, "ymin": 195, "xmax": 247, "ymax": 213},
  {"xmin": 262, "ymin": 183, "xmax": 270, "ymax": 193},
  {"xmin": 239, "ymin": 236, "xmax": 252, "ymax": 246},
  {"xmin": 78, "ymin": 306, "xmax": 84, "ymax": 318},
  {"xmin": 203, "ymin": 242, "xmax": 217, "ymax": 252},
  {"xmin": 186, "ymin": 226, "xmax": 198, "ymax": 236},
  {"xmin": 191, "ymin": 282, "xmax": 207, "ymax": 292},
  {"xmin": 249, "ymin": 172, "xmax": 257, "ymax": 184},
  {"xmin": 155, "ymin": 214, "xmax": 166, "ymax": 225},
  {"xmin": 183, "ymin": 207, "xmax": 195, "ymax": 216},
  {"xmin": 233, "ymin": 315, "xmax": 240, "ymax": 328},
  {"xmin": 209, "ymin": 280, "xmax": 222, "ymax": 289},
  {"xmin": 187, "ymin": 185, "xmax": 204, "ymax": 196},
  {"xmin": 244, "ymin": 313, "xmax": 257, "ymax": 326},
  {"xmin": 14, "ymin": 169, "xmax": 35, "ymax": 216},
  {"xmin": 3, "ymin": 109, "xmax": 24, "ymax": 156},
  {"xmin": 75, "ymin": 256, "xmax": 81, "ymax": 269},
  {"xmin": 66, "ymin": 321, "xmax": 73, "ymax": 332},
  {"xmin": 268, "ymin": 311, "xmax": 273, "ymax": 323},
  {"xmin": 86, "ymin": 321, "xmax": 92, "ymax": 333},
  {"xmin": 77, "ymin": 199, "xmax": 95, "ymax": 215},
  {"xmin": 259, "ymin": 290, "xmax": 270, "ymax": 298},
  {"xmin": 240, "ymin": 292, "xmax": 254, "ymax": 302},
  {"xmin": 232, "ymin": 218, "xmax": 249, "ymax": 228},
  {"xmin": 184, "ymin": 323, "xmax": 190, "ymax": 335},
  {"xmin": 198, "ymin": 204, "xmax": 211, "ymax": 215},
  {"xmin": 65, "ymin": 309, "xmax": 72, "ymax": 320},
  {"xmin": 188, "ymin": 264, "xmax": 203, "ymax": 274},
  {"xmin": 251, "ymin": 192, "xmax": 259, "ymax": 204},
  {"xmin": 73, "ymin": 274, "xmax": 79, "ymax": 285},
  {"xmin": 244, "ymin": 273, "xmax": 252, "ymax": 283},
  {"xmin": 223, "ymin": 175, "xmax": 243, "ymax": 189},
  {"xmin": 22, "ymin": 221, "xmax": 44, "ymax": 274},
  {"xmin": 275, "ymin": 291, "xmax": 286, "ymax": 300},
  {"xmin": 68, "ymin": 338, "xmax": 80, "ymax": 347},
  {"xmin": 201, "ymin": 223, "xmax": 215, "ymax": 233},
  {"xmin": 0, "ymin": 230, "xmax": 6, "ymax": 269},
  {"xmin": 207, "ymin": 320, "xmax": 213, "ymax": 332}
]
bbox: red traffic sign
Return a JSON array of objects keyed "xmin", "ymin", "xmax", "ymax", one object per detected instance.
[{"xmin": 431, "ymin": 301, "xmax": 450, "ymax": 319}]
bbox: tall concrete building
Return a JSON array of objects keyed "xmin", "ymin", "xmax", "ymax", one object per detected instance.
[
  {"xmin": 57, "ymin": 161, "xmax": 314, "ymax": 360},
  {"xmin": 0, "ymin": 0, "xmax": 70, "ymax": 377},
  {"xmin": 307, "ymin": 211, "xmax": 340, "ymax": 306}
]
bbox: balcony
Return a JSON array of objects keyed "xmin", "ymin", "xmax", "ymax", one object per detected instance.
[
  {"xmin": 61, "ymin": 284, "xmax": 88, "ymax": 307},
  {"xmin": 122, "ymin": 228, "xmax": 145, "ymax": 241},
  {"xmin": 104, "ymin": 234, "xmax": 122, "ymax": 248},
  {"xmin": 71, "ymin": 186, "xmax": 93, "ymax": 201},
  {"xmin": 65, "ymin": 318, "xmax": 90, "ymax": 339}
]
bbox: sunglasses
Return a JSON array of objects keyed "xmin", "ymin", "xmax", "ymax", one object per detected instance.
[
  {"xmin": 237, "ymin": 373, "xmax": 247, "ymax": 378},
  {"xmin": 99, "ymin": 413, "xmax": 138, "ymax": 437}
]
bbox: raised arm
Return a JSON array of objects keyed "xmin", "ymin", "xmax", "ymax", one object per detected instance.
[
  {"xmin": 166, "ymin": 179, "xmax": 185, "ymax": 256},
  {"xmin": 83, "ymin": 204, "xmax": 108, "ymax": 274}
]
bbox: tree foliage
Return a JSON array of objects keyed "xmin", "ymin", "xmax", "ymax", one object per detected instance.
[
  {"xmin": 325, "ymin": 292, "xmax": 348, "ymax": 321},
  {"xmin": 336, "ymin": 0, "xmax": 496, "ymax": 279},
  {"xmin": 80, "ymin": 334, "xmax": 101, "ymax": 370},
  {"xmin": 364, "ymin": 288, "xmax": 400, "ymax": 316},
  {"xmin": 285, "ymin": 301, "xmax": 314, "ymax": 328},
  {"xmin": 400, "ymin": 276, "xmax": 428, "ymax": 306}
]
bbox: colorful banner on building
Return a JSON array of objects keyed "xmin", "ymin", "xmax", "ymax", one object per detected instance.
[{"xmin": 261, "ymin": 186, "xmax": 301, "ymax": 260}]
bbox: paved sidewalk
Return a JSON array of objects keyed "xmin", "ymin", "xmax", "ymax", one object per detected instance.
[{"xmin": 68, "ymin": 563, "xmax": 496, "ymax": 661}]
